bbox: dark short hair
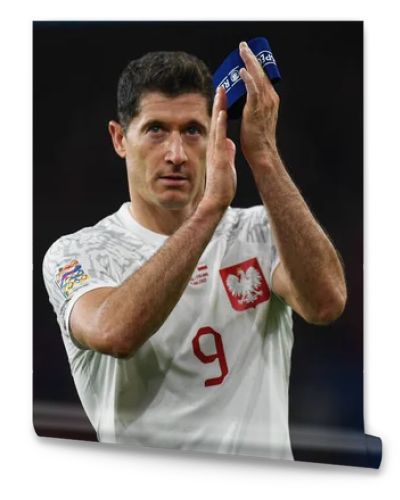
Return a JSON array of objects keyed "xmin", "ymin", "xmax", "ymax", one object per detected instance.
[{"xmin": 117, "ymin": 51, "xmax": 214, "ymax": 131}]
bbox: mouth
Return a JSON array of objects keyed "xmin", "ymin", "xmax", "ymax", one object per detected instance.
[{"xmin": 158, "ymin": 174, "xmax": 189, "ymax": 186}]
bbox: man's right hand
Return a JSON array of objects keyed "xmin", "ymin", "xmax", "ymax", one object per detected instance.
[{"xmin": 200, "ymin": 87, "xmax": 237, "ymax": 214}]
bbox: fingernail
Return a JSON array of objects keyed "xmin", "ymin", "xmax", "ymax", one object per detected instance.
[{"xmin": 239, "ymin": 41, "xmax": 247, "ymax": 50}]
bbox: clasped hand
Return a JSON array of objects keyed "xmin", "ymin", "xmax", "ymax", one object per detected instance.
[
  {"xmin": 202, "ymin": 41, "xmax": 280, "ymax": 213},
  {"xmin": 239, "ymin": 41, "xmax": 280, "ymax": 167}
]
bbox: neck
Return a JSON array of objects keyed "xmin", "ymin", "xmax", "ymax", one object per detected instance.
[{"xmin": 129, "ymin": 195, "xmax": 198, "ymax": 236}]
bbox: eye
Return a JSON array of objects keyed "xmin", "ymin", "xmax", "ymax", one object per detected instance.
[
  {"xmin": 148, "ymin": 124, "xmax": 163, "ymax": 134},
  {"xmin": 185, "ymin": 125, "xmax": 201, "ymax": 136}
]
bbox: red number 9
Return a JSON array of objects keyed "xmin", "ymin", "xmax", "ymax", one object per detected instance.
[{"xmin": 192, "ymin": 327, "xmax": 229, "ymax": 387}]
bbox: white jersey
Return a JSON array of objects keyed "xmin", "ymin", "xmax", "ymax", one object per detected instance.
[{"xmin": 43, "ymin": 202, "xmax": 294, "ymax": 460}]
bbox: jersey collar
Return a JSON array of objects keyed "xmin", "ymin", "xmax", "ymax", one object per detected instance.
[{"xmin": 117, "ymin": 202, "xmax": 169, "ymax": 247}]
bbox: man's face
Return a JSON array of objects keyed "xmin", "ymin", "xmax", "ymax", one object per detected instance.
[{"xmin": 122, "ymin": 92, "xmax": 211, "ymax": 212}]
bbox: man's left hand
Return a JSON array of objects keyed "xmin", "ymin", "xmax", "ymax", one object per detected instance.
[{"xmin": 239, "ymin": 41, "xmax": 280, "ymax": 168}]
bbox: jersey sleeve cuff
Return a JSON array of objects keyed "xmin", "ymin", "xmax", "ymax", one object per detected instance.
[{"xmin": 63, "ymin": 281, "xmax": 117, "ymax": 350}]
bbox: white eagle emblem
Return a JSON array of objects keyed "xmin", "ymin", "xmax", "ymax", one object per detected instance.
[{"xmin": 226, "ymin": 266, "xmax": 263, "ymax": 304}]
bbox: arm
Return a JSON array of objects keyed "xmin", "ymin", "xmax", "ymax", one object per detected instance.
[
  {"xmin": 70, "ymin": 87, "xmax": 236, "ymax": 358},
  {"xmin": 238, "ymin": 42, "xmax": 346, "ymax": 325}
]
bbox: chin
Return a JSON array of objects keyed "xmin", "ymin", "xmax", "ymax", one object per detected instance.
[
  {"xmin": 159, "ymin": 200, "xmax": 191, "ymax": 211},
  {"xmin": 156, "ymin": 192, "xmax": 194, "ymax": 211}
]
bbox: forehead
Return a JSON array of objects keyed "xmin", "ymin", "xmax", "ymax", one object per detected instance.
[{"xmin": 134, "ymin": 92, "xmax": 210, "ymax": 126}]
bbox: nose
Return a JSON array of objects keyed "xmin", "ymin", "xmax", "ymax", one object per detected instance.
[{"xmin": 164, "ymin": 132, "xmax": 188, "ymax": 166}]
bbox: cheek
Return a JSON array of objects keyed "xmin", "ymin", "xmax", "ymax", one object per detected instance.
[
  {"xmin": 194, "ymin": 146, "xmax": 207, "ymax": 178},
  {"xmin": 190, "ymin": 139, "xmax": 207, "ymax": 164},
  {"xmin": 127, "ymin": 145, "xmax": 160, "ymax": 183}
]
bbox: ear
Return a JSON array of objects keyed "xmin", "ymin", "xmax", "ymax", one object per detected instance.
[{"xmin": 108, "ymin": 120, "xmax": 127, "ymax": 158}]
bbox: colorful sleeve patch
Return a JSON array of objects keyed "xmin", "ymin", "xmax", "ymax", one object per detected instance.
[{"xmin": 55, "ymin": 259, "xmax": 90, "ymax": 299}]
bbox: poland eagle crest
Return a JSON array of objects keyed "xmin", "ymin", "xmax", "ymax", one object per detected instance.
[
  {"xmin": 226, "ymin": 266, "xmax": 263, "ymax": 304},
  {"xmin": 219, "ymin": 258, "xmax": 271, "ymax": 311}
]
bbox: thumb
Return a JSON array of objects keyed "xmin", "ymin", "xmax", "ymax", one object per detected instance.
[{"xmin": 225, "ymin": 138, "xmax": 236, "ymax": 162}]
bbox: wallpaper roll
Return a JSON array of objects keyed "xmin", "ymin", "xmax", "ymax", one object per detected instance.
[{"xmin": 33, "ymin": 21, "xmax": 382, "ymax": 470}]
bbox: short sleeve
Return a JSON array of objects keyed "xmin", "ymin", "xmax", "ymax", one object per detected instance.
[
  {"xmin": 231, "ymin": 206, "xmax": 281, "ymax": 283},
  {"xmin": 42, "ymin": 232, "xmax": 118, "ymax": 346},
  {"xmin": 251, "ymin": 206, "xmax": 280, "ymax": 277}
]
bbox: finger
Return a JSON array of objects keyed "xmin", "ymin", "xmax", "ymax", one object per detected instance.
[
  {"xmin": 225, "ymin": 138, "xmax": 237, "ymax": 163},
  {"xmin": 218, "ymin": 85, "xmax": 228, "ymax": 112},
  {"xmin": 209, "ymin": 87, "xmax": 223, "ymax": 148},
  {"xmin": 214, "ymin": 109, "xmax": 228, "ymax": 154},
  {"xmin": 239, "ymin": 41, "xmax": 272, "ymax": 88},
  {"xmin": 239, "ymin": 42, "xmax": 263, "ymax": 79},
  {"xmin": 239, "ymin": 67, "xmax": 259, "ymax": 108}
]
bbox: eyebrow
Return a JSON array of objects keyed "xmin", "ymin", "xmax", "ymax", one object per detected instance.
[{"xmin": 140, "ymin": 119, "xmax": 208, "ymax": 135}]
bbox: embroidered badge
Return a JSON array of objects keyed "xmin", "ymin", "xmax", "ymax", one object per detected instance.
[
  {"xmin": 190, "ymin": 264, "xmax": 209, "ymax": 286},
  {"xmin": 219, "ymin": 258, "xmax": 270, "ymax": 311},
  {"xmin": 55, "ymin": 259, "xmax": 90, "ymax": 298}
]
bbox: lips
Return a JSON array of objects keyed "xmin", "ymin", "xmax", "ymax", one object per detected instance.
[
  {"xmin": 158, "ymin": 174, "xmax": 189, "ymax": 187},
  {"xmin": 159, "ymin": 175, "xmax": 187, "ymax": 180}
]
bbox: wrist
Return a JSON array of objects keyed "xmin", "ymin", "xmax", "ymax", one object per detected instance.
[
  {"xmin": 248, "ymin": 148, "xmax": 283, "ymax": 174},
  {"xmin": 194, "ymin": 200, "xmax": 228, "ymax": 225}
]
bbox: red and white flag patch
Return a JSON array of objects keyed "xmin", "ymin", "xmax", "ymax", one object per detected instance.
[
  {"xmin": 190, "ymin": 263, "xmax": 209, "ymax": 286},
  {"xmin": 219, "ymin": 257, "xmax": 270, "ymax": 311}
]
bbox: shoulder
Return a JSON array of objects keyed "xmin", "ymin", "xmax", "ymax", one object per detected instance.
[
  {"xmin": 42, "ymin": 209, "xmax": 124, "ymax": 278},
  {"xmin": 44, "ymin": 221, "xmax": 107, "ymax": 263},
  {"xmin": 43, "ymin": 206, "xmax": 130, "ymax": 263},
  {"xmin": 43, "ymin": 204, "xmax": 154, "ymax": 286},
  {"xmin": 42, "ymin": 210, "xmax": 126, "ymax": 304},
  {"xmin": 213, "ymin": 205, "xmax": 272, "ymax": 242}
]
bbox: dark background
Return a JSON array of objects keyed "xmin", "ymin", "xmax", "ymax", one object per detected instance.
[{"xmin": 33, "ymin": 21, "xmax": 365, "ymax": 465}]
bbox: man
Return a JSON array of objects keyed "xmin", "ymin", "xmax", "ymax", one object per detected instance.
[{"xmin": 43, "ymin": 43, "xmax": 346, "ymax": 460}]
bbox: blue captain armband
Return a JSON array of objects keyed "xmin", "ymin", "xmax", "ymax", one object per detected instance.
[{"xmin": 212, "ymin": 37, "xmax": 281, "ymax": 119}]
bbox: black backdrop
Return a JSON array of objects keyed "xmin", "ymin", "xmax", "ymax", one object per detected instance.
[{"xmin": 34, "ymin": 21, "xmax": 376, "ymax": 467}]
